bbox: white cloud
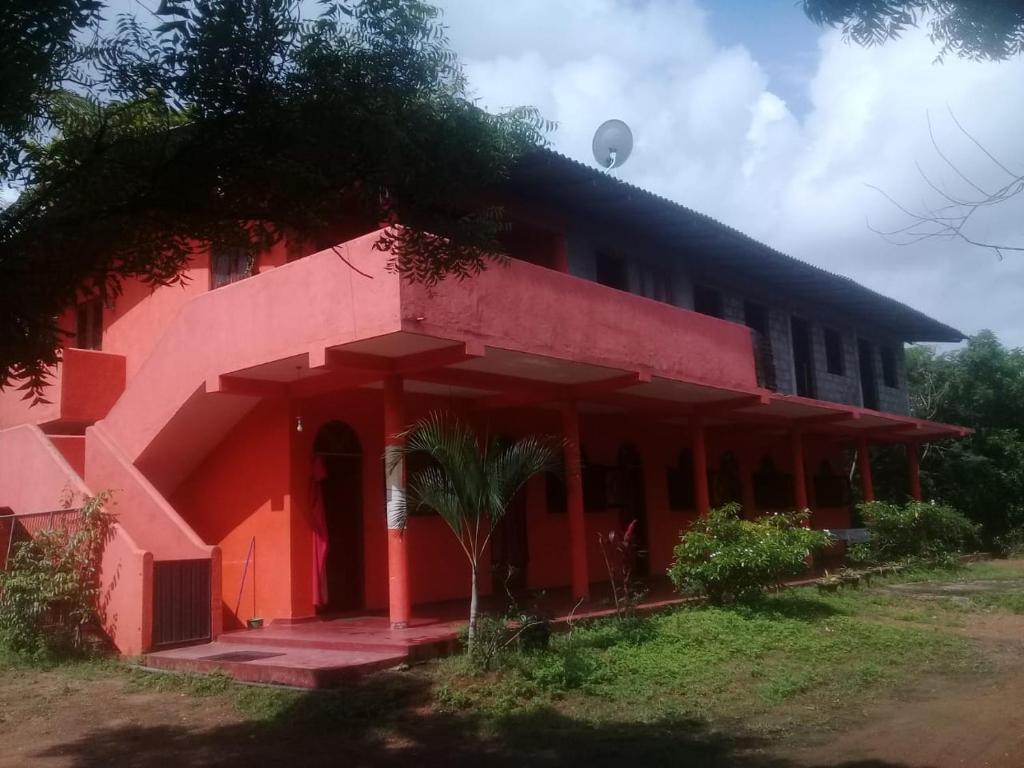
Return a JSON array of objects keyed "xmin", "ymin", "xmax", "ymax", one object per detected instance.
[{"xmin": 440, "ymin": 0, "xmax": 1024, "ymax": 345}]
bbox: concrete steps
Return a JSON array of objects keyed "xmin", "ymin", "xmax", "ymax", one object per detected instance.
[
  {"xmin": 142, "ymin": 616, "xmax": 462, "ymax": 688},
  {"xmin": 142, "ymin": 641, "xmax": 410, "ymax": 688}
]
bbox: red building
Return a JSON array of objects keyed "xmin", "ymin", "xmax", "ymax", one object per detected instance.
[{"xmin": 0, "ymin": 151, "xmax": 967, "ymax": 656}]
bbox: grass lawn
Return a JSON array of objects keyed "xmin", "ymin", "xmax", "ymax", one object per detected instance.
[
  {"xmin": 430, "ymin": 572, "xmax": 980, "ymax": 733},
  {"xmin": 2, "ymin": 560, "xmax": 1022, "ymax": 766}
]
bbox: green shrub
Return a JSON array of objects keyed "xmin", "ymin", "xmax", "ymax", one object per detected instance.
[
  {"xmin": 857, "ymin": 500, "xmax": 979, "ymax": 564},
  {"xmin": 993, "ymin": 526, "xmax": 1024, "ymax": 558},
  {"xmin": 0, "ymin": 492, "xmax": 115, "ymax": 657},
  {"xmin": 667, "ymin": 504, "xmax": 830, "ymax": 604}
]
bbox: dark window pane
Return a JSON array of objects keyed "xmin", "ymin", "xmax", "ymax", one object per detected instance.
[
  {"xmin": 595, "ymin": 252, "xmax": 629, "ymax": 291},
  {"xmin": 825, "ymin": 328, "xmax": 844, "ymax": 375},
  {"xmin": 693, "ymin": 285, "xmax": 723, "ymax": 318},
  {"xmin": 880, "ymin": 346, "xmax": 898, "ymax": 388}
]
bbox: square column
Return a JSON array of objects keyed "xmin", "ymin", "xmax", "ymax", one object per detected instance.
[
  {"xmin": 692, "ymin": 416, "xmax": 710, "ymax": 516},
  {"xmin": 384, "ymin": 375, "xmax": 410, "ymax": 629},
  {"xmin": 907, "ymin": 441, "xmax": 922, "ymax": 501},
  {"xmin": 791, "ymin": 429, "xmax": 809, "ymax": 511},
  {"xmin": 857, "ymin": 437, "xmax": 875, "ymax": 503},
  {"xmin": 560, "ymin": 401, "xmax": 589, "ymax": 600}
]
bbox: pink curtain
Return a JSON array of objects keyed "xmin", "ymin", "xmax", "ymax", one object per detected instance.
[{"xmin": 310, "ymin": 455, "xmax": 329, "ymax": 608}]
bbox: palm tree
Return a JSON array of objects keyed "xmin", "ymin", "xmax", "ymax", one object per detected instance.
[{"xmin": 392, "ymin": 412, "xmax": 559, "ymax": 643}]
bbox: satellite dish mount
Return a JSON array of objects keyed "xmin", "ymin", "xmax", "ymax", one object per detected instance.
[{"xmin": 592, "ymin": 119, "xmax": 634, "ymax": 170}]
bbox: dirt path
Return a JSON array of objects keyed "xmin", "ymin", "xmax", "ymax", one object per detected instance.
[{"xmin": 781, "ymin": 611, "xmax": 1024, "ymax": 768}]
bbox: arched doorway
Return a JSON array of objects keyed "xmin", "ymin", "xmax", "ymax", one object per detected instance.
[
  {"xmin": 618, "ymin": 444, "xmax": 649, "ymax": 577},
  {"xmin": 312, "ymin": 421, "xmax": 363, "ymax": 614}
]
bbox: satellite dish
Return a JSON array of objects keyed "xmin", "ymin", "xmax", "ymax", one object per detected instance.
[{"xmin": 592, "ymin": 119, "xmax": 634, "ymax": 170}]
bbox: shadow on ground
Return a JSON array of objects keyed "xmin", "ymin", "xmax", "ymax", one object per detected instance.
[{"xmin": 35, "ymin": 671, "xmax": 921, "ymax": 768}]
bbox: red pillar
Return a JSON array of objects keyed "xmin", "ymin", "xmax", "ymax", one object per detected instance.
[
  {"xmin": 692, "ymin": 416, "xmax": 710, "ymax": 516},
  {"xmin": 908, "ymin": 441, "xmax": 922, "ymax": 501},
  {"xmin": 857, "ymin": 437, "xmax": 875, "ymax": 503},
  {"xmin": 384, "ymin": 375, "xmax": 410, "ymax": 629},
  {"xmin": 791, "ymin": 429, "xmax": 809, "ymax": 511},
  {"xmin": 561, "ymin": 401, "xmax": 589, "ymax": 600}
]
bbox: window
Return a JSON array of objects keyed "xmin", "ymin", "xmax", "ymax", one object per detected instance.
[
  {"xmin": 210, "ymin": 247, "xmax": 253, "ymax": 289},
  {"xmin": 743, "ymin": 301, "xmax": 768, "ymax": 333},
  {"xmin": 790, "ymin": 316, "xmax": 815, "ymax": 398},
  {"xmin": 595, "ymin": 252, "xmax": 629, "ymax": 292},
  {"xmin": 744, "ymin": 301, "xmax": 777, "ymax": 390},
  {"xmin": 753, "ymin": 456, "xmax": 794, "ymax": 510},
  {"xmin": 824, "ymin": 328, "xmax": 845, "ymax": 376},
  {"xmin": 545, "ymin": 471, "xmax": 566, "ymax": 513},
  {"xmin": 666, "ymin": 449, "xmax": 695, "ymax": 511},
  {"xmin": 693, "ymin": 285, "xmax": 723, "ymax": 318},
  {"xmin": 636, "ymin": 262, "xmax": 674, "ymax": 304},
  {"xmin": 813, "ymin": 460, "xmax": 849, "ymax": 508},
  {"xmin": 880, "ymin": 346, "xmax": 898, "ymax": 388},
  {"xmin": 75, "ymin": 298, "xmax": 103, "ymax": 350}
]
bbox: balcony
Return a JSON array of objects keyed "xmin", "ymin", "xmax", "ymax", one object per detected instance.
[{"xmin": 0, "ymin": 347, "xmax": 126, "ymax": 432}]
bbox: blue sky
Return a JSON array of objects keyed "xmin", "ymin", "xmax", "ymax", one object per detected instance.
[{"xmin": 705, "ymin": 0, "xmax": 821, "ymax": 116}]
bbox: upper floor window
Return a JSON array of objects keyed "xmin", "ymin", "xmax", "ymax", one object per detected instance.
[
  {"xmin": 595, "ymin": 252, "xmax": 629, "ymax": 292},
  {"xmin": 744, "ymin": 301, "xmax": 777, "ymax": 391},
  {"xmin": 790, "ymin": 315, "xmax": 816, "ymax": 398},
  {"xmin": 75, "ymin": 298, "xmax": 103, "ymax": 351},
  {"xmin": 693, "ymin": 285, "xmax": 723, "ymax": 318},
  {"xmin": 824, "ymin": 328, "xmax": 845, "ymax": 376},
  {"xmin": 636, "ymin": 262, "xmax": 674, "ymax": 304},
  {"xmin": 880, "ymin": 346, "xmax": 898, "ymax": 388},
  {"xmin": 500, "ymin": 220, "xmax": 562, "ymax": 270},
  {"xmin": 210, "ymin": 246, "xmax": 253, "ymax": 289}
]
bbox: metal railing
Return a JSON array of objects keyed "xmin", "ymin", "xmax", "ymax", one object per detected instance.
[{"xmin": 0, "ymin": 508, "xmax": 82, "ymax": 571}]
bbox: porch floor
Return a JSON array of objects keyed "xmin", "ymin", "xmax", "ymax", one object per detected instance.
[{"xmin": 142, "ymin": 578, "xmax": 688, "ymax": 689}]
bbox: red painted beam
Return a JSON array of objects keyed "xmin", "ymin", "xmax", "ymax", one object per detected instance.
[
  {"xmin": 206, "ymin": 375, "xmax": 288, "ymax": 398},
  {"xmin": 471, "ymin": 371, "xmax": 649, "ymax": 412}
]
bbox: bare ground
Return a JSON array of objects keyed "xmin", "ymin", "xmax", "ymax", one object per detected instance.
[{"xmin": 3, "ymin": 566, "xmax": 1024, "ymax": 768}]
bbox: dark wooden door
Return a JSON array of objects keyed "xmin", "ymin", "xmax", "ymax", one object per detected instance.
[
  {"xmin": 322, "ymin": 453, "xmax": 363, "ymax": 613},
  {"xmin": 152, "ymin": 559, "xmax": 212, "ymax": 648},
  {"xmin": 492, "ymin": 488, "xmax": 529, "ymax": 601}
]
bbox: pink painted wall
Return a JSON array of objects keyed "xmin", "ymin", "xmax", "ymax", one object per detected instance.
[
  {"xmin": 103, "ymin": 242, "xmax": 290, "ymax": 381},
  {"xmin": 402, "ymin": 256, "xmax": 760, "ymax": 393},
  {"xmin": 49, "ymin": 435, "xmax": 85, "ymax": 477},
  {"xmin": 172, "ymin": 398, "xmax": 295, "ymax": 629},
  {"xmin": 0, "ymin": 349, "xmax": 126, "ymax": 432}
]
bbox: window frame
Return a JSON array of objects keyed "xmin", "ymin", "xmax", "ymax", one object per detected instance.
[{"xmin": 824, "ymin": 327, "xmax": 845, "ymax": 376}]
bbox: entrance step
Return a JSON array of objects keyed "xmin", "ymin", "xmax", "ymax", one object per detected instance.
[
  {"xmin": 217, "ymin": 617, "xmax": 460, "ymax": 662},
  {"xmin": 143, "ymin": 641, "xmax": 409, "ymax": 689}
]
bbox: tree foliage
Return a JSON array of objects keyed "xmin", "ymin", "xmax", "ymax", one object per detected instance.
[
  {"xmin": 393, "ymin": 412, "xmax": 558, "ymax": 642},
  {"xmin": 0, "ymin": 0, "xmax": 549, "ymax": 400},
  {"xmin": 0, "ymin": 0, "xmax": 103, "ymax": 176},
  {"xmin": 897, "ymin": 331, "xmax": 1024, "ymax": 540},
  {"xmin": 803, "ymin": 1, "xmax": 1024, "ymax": 60}
]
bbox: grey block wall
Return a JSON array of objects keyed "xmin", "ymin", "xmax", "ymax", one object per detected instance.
[
  {"xmin": 562, "ymin": 227, "xmax": 912, "ymax": 416},
  {"xmin": 809, "ymin": 323, "xmax": 861, "ymax": 407}
]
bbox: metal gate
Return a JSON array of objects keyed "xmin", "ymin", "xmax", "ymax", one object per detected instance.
[{"xmin": 152, "ymin": 559, "xmax": 212, "ymax": 648}]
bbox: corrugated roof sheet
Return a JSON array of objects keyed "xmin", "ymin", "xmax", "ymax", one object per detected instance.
[{"xmin": 508, "ymin": 149, "xmax": 965, "ymax": 343}]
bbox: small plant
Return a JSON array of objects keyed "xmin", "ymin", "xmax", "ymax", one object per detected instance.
[
  {"xmin": 857, "ymin": 500, "xmax": 979, "ymax": 565},
  {"xmin": 0, "ymin": 491, "xmax": 115, "ymax": 657},
  {"xmin": 597, "ymin": 519, "xmax": 647, "ymax": 618},
  {"xmin": 392, "ymin": 412, "xmax": 558, "ymax": 647},
  {"xmin": 668, "ymin": 504, "xmax": 830, "ymax": 604}
]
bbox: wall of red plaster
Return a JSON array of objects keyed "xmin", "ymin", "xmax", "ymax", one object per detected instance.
[
  {"xmin": 169, "ymin": 382, "xmax": 855, "ymax": 625},
  {"xmin": 104, "ymin": 243, "xmax": 290, "ymax": 381},
  {"xmin": 171, "ymin": 397, "xmax": 294, "ymax": 629}
]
